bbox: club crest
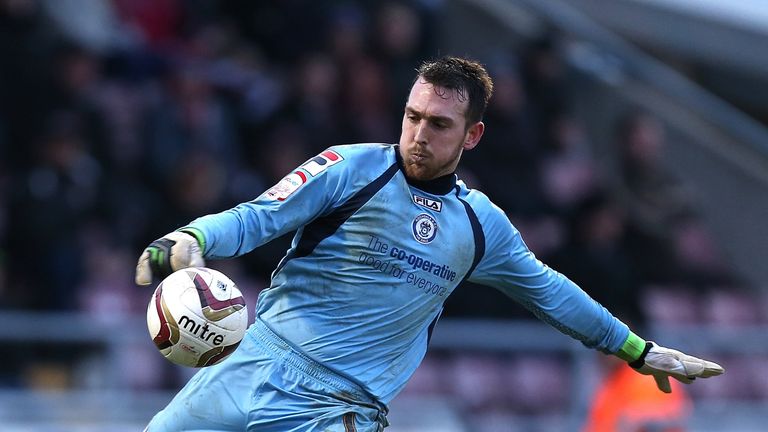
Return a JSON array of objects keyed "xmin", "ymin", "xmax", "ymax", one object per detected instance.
[{"xmin": 412, "ymin": 213, "xmax": 438, "ymax": 244}]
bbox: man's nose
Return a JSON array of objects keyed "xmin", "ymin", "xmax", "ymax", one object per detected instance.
[{"xmin": 414, "ymin": 121, "xmax": 429, "ymax": 144}]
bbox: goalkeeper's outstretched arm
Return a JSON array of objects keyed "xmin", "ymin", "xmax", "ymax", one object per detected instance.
[{"xmin": 411, "ymin": 180, "xmax": 725, "ymax": 394}]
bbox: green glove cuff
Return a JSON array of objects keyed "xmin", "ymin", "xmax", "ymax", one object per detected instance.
[
  {"xmin": 178, "ymin": 227, "xmax": 206, "ymax": 253},
  {"xmin": 616, "ymin": 330, "xmax": 647, "ymax": 362}
]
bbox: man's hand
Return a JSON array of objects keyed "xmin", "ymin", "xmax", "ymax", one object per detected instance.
[
  {"xmin": 630, "ymin": 342, "xmax": 724, "ymax": 393},
  {"xmin": 135, "ymin": 231, "xmax": 204, "ymax": 285}
]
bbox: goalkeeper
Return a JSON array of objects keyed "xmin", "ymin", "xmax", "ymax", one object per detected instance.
[{"xmin": 136, "ymin": 56, "xmax": 723, "ymax": 431}]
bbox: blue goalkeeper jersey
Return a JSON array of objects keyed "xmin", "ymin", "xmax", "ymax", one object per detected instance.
[{"xmin": 186, "ymin": 143, "xmax": 629, "ymax": 404}]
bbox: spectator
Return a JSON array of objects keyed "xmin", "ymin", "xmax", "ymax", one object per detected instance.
[
  {"xmin": 7, "ymin": 112, "xmax": 102, "ymax": 310},
  {"xmin": 549, "ymin": 192, "xmax": 646, "ymax": 327},
  {"xmin": 583, "ymin": 355, "xmax": 692, "ymax": 432},
  {"xmin": 612, "ymin": 110, "xmax": 695, "ymax": 235}
]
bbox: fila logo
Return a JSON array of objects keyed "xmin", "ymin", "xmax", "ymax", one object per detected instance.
[
  {"xmin": 301, "ymin": 150, "xmax": 344, "ymax": 176},
  {"xmin": 413, "ymin": 195, "xmax": 442, "ymax": 212}
]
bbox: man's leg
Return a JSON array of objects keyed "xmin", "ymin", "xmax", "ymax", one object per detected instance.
[
  {"xmin": 246, "ymin": 360, "xmax": 385, "ymax": 432},
  {"xmin": 245, "ymin": 319, "xmax": 388, "ymax": 432},
  {"xmin": 145, "ymin": 333, "xmax": 269, "ymax": 431},
  {"xmin": 145, "ymin": 323, "xmax": 387, "ymax": 432}
]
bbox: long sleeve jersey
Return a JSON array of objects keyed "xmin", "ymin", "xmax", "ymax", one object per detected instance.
[{"xmin": 186, "ymin": 143, "xmax": 629, "ymax": 404}]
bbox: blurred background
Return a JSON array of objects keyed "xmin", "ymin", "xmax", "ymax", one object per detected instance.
[{"xmin": 1, "ymin": 0, "xmax": 768, "ymax": 431}]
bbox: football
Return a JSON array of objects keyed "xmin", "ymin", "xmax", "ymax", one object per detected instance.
[{"xmin": 147, "ymin": 267, "xmax": 249, "ymax": 367}]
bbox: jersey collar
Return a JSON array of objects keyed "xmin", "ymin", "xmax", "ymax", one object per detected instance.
[{"xmin": 394, "ymin": 145, "xmax": 458, "ymax": 195}]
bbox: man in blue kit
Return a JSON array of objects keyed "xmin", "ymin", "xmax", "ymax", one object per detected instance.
[{"xmin": 136, "ymin": 56, "xmax": 723, "ymax": 431}]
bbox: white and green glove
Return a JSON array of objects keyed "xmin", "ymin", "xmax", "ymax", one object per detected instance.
[
  {"xmin": 135, "ymin": 228, "xmax": 206, "ymax": 285},
  {"xmin": 618, "ymin": 332, "xmax": 725, "ymax": 393}
]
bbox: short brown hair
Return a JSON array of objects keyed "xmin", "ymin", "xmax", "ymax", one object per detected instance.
[{"xmin": 415, "ymin": 56, "xmax": 494, "ymax": 125}]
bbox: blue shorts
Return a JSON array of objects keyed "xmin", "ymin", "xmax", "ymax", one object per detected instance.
[{"xmin": 145, "ymin": 318, "xmax": 389, "ymax": 432}]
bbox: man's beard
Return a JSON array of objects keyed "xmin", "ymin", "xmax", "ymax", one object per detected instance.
[{"xmin": 402, "ymin": 143, "xmax": 463, "ymax": 180}]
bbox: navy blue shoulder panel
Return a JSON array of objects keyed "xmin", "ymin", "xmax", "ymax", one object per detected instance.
[
  {"xmin": 455, "ymin": 186, "xmax": 486, "ymax": 282},
  {"xmin": 292, "ymin": 162, "xmax": 400, "ymax": 260}
]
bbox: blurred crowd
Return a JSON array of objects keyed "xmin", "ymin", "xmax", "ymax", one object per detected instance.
[
  {"xmin": 0, "ymin": 0, "xmax": 760, "ymax": 406},
  {"xmin": 0, "ymin": 0, "xmax": 748, "ymax": 325},
  {"xmin": 0, "ymin": 0, "xmax": 440, "ymax": 315}
]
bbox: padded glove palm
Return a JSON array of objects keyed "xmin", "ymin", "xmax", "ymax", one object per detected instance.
[
  {"xmin": 631, "ymin": 342, "xmax": 724, "ymax": 393},
  {"xmin": 135, "ymin": 231, "xmax": 204, "ymax": 285}
]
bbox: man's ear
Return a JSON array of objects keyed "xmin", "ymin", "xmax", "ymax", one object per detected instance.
[{"xmin": 463, "ymin": 121, "xmax": 484, "ymax": 150}]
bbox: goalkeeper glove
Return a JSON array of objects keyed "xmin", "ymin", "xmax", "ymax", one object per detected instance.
[
  {"xmin": 135, "ymin": 229, "xmax": 205, "ymax": 285},
  {"xmin": 630, "ymin": 341, "xmax": 725, "ymax": 393}
]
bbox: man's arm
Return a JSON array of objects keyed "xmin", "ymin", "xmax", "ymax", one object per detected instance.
[
  {"xmin": 466, "ymin": 200, "xmax": 724, "ymax": 392},
  {"xmin": 134, "ymin": 148, "xmax": 349, "ymax": 285},
  {"xmin": 134, "ymin": 144, "xmax": 389, "ymax": 285}
]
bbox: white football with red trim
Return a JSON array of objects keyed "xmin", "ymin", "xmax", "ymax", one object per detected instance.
[{"xmin": 147, "ymin": 267, "xmax": 248, "ymax": 367}]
